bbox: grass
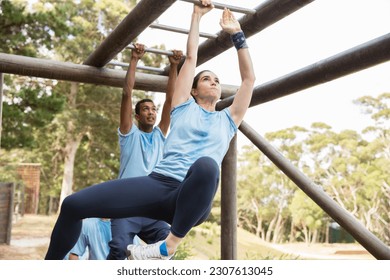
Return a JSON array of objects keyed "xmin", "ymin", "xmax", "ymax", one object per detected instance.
[
  {"xmin": 1, "ymin": 215, "xmax": 373, "ymax": 260},
  {"xmin": 181, "ymin": 222, "xmax": 298, "ymax": 260}
]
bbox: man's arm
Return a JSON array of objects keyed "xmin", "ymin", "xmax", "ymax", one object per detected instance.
[
  {"xmin": 158, "ymin": 50, "xmax": 183, "ymax": 136},
  {"xmin": 68, "ymin": 253, "xmax": 80, "ymax": 260},
  {"xmin": 119, "ymin": 43, "xmax": 145, "ymax": 134},
  {"xmin": 68, "ymin": 222, "xmax": 88, "ymax": 260}
]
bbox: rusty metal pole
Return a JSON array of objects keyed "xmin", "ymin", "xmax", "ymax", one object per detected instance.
[
  {"xmin": 84, "ymin": 0, "xmax": 176, "ymax": 67},
  {"xmin": 217, "ymin": 33, "xmax": 390, "ymax": 110},
  {"xmin": 0, "ymin": 73, "xmax": 3, "ymax": 152},
  {"xmin": 221, "ymin": 134, "xmax": 237, "ymax": 260},
  {"xmin": 239, "ymin": 120, "xmax": 390, "ymax": 260}
]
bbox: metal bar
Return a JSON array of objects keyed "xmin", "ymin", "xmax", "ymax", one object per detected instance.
[
  {"xmin": 196, "ymin": 0, "xmax": 315, "ymax": 66},
  {"xmin": 179, "ymin": 0, "xmax": 256, "ymax": 15},
  {"xmin": 149, "ymin": 23, "xmax": 217, "ymax": 39},
  {"xmin": 221, "ymin": 134, "xmax": 238, "ymax": 260},
  {"xmin": 84, "ymin": 0, "xmax": 177, "ymax": 67},
  {"xmin": 107, "ymin": 60, "xmax": 165, "ymax": 73},
  {"xmin": 239, "ymin": 120, "xmax": 390, "ymax": 260},
  {"xmin": 0, "ymin": 73, "xmax": 3, "ymax": 152},
  {"xmin": 136, "ymin": 65, "xmax": 165, "ymax": 73},
  {"xmin": 0, "ymin": 53, "xmax": 238, "ymax": 96},
  {"xmin": 216, "ymin": 33, "xmax": 390, "ymax": 110},
  {"xmin": 125, "ymin": 45, "xmax": 175, "ymax": 56},
  {"xmin": 163, "ymin": 0, "xmax": 315, "ymax": 73},
  {"xmin": 0, "ymin": 52, "xmax": 167, "ymax": 91}
]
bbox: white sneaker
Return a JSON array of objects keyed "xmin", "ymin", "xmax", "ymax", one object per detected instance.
[{"xmin": 127, "ymin": 240, "xmax": 173, "ymax": 260}]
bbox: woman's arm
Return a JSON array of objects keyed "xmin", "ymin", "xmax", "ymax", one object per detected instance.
[
  {"xmin": 220, "ymin": 8, "xmax": 256, "ymax": 126},
  {"xmin": 171, "ymin": 1, "xmax": 214, "ymax": 108},
  {"xmin": 159, "ymin": 49, "xmax": 183, "ymax": 135}
]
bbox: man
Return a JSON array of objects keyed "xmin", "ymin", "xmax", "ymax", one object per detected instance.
[
  {"xmin": 68, "ymin": 218, "xmax": 111, "ymax": 260},
  {"xmin": 106, "ymin": 43, "xmax": 183, "ymax": 260}
]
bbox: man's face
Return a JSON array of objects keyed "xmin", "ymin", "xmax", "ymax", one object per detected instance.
[{"xmin": 135, "ymin": 101, "xmax": 157, "ymax": 126}]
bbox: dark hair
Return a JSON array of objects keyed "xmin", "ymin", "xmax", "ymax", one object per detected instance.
[
  {"xmin": 192, "ymin": 70, "xmax": 213, "ymax": 89},
  {"xmin": 135, "ymin": 98, "xmax": 154, "ymax": 115}
]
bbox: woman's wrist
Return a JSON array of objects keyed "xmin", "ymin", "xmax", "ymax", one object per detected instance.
[{"xmin": 231, "ymin": 31, "xmax": 248, "ymax": 50}]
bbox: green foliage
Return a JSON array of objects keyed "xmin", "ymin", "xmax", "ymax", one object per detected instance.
[
  {"xmin": 0, "ymin": 0, "xmax": 74, "ymax": 56},
  {"xmin": 0, "ymin": 163, "xmax": 20, "ymax": 183},
  {"xmin": 0, "ymin": 0, "xmax": 142, "ymax": 212},
  {"xmin": 289, "ymin": 189, "xmax": 324, "ymax": 242},
  {"xmin": 2, "ymin": 86, "xmax": 65, "ymax": 149},
  {"xmin": 174, "ymin": 237, "xmax": 194, "ymax": 260},
  {"xmin": 237, "ymin": 93, "xmax": 390, "ymax": 245},
  {"xmin": 1, "ymin": 0, "xmax": 388, "ymax": 248}
]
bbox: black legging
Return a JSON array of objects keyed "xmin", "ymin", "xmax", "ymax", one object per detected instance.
[{"xmin": 45, "ymin": 157, "xmax": 219, "ymax": 260}]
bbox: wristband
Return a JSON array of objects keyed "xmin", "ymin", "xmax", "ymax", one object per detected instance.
[{"xmin": 231, "ymin": 31, "xmax": 248, "ymax": 50}]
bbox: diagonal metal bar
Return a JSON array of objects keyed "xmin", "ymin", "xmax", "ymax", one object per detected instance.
[
  {"xmin": 216, "ymin": 33, "xmax": 390, "ymax": 110},
  {"xmin": 239, "ymin": 120, "xmax": 390, "ymax": 260},
  {"xmin": 163, "ymin": 0, "xmax": 315, "ymax": 73},
  {"xmin": 196, "ymin": 0, "xmax": 315, "ymax": 67},
  {"xmin": 84, "ymin": 0, "xmax": 177, "ymax": 67}
]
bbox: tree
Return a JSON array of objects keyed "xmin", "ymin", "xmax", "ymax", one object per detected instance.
[
  {"xmin": 1, "ymin": 0, "xmax": 170, "ymax": 213},
  {"xmin": 354, "ymin": 93, "xmax": 390, "ymax": 244},
  {"xmin": 237, "ymin": 97, "xmax": 389, "ymax": 245},
  {"xmin": 1, "ymin": 0, "xmax": 72, "ymax": 187},
  {"xmin": 289, "ymin": 189, "xmax": 324, "ymax": 244},
  {"xmin": 0, "ymin": 0, "xmax": 72, "ymax": 151},
  {"xmin": 237, "ymin": 127, "xmax": 308, "ymax": 243}
]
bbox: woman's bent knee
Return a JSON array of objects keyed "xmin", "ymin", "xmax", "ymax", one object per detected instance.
[
  {"xmin": 60, "ymin": 194, "xmax": 81, "ymax": 216},
  {"xmin": 194, "ymin": 156, "xmax": 219, "ymax": 175}
]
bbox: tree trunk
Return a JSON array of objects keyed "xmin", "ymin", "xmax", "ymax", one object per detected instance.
[
  {"xmin": 58, "ymin": 82, "xmax": 83, "ymax": 210},
  {"xmin": 58, "ymin": 133, "xmax": 83, "ymax": 208}
]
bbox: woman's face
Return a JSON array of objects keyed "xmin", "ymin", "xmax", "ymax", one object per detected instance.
[{"xmin": 193, "ymin": 71, "xmax": 221, "ymax": 100}]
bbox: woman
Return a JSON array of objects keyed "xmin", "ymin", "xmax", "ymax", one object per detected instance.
[{"xmin": 45, "ymin": 0, "xmax": 255, "ymax": 260}]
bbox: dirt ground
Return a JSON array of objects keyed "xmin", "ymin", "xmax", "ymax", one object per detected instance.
[
  {"xmin": 0, "ymin": 214, "xmax": 55, "ymax": 260},
  {"xmin": 0, "ymin": 214, "xmax": 376, "ymax": 260}
]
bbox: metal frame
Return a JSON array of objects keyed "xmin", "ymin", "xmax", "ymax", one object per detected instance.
[
  {"xmin": 1, "ymin": 0, "xmax": 390, "ymax": 259},
  {"xmin": 0, "ymin": 73, "xmax": 3, "ymax": 151},
  {"xmin": 179, "ymin": 0, "xmax": 256, "ymax": 15},
  {"xmin": 107, "ymin": 60, "xmax": 166, "ymax": 74},
  {"xmin": 149, "ymin": 23, "xmax": 218, "ymax": 39}
]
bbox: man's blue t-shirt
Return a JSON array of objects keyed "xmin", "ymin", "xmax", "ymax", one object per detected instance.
[
  {"xmin": 118, "ymin": 125, "xmax": 165, "ymax": 179},
  {"xmin": 69, "ymin": 218, "xmax": 111, "ymax": 260}
]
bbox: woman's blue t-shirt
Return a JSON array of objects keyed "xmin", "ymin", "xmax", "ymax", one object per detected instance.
[{"xmin": 153, "ymin": 98, "xmax": 237, "ymax": 182}]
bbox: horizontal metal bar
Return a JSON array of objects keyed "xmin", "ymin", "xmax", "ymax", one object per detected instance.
[
  {"xmin": 107, "ymin": 60, "xmax": 165, "ymax": 73},
  {"xmin": 125, "ymin": 45, "xmax": 175, "ymax": 56},
  {"xmin": 0, "ymin": 52, "xmax": 238, "ymax": 95},
  {"xmin": 179, "ymin": 0, "xmax": 256, "ymax": 14},
  {"xmin": 149, "ymin": 23, "xmax": 217, "ymax": 39}
]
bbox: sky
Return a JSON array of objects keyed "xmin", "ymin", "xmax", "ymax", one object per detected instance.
[{"xmin": 137, "ymin": 0, "xmax": 390, "ymax": 149}]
